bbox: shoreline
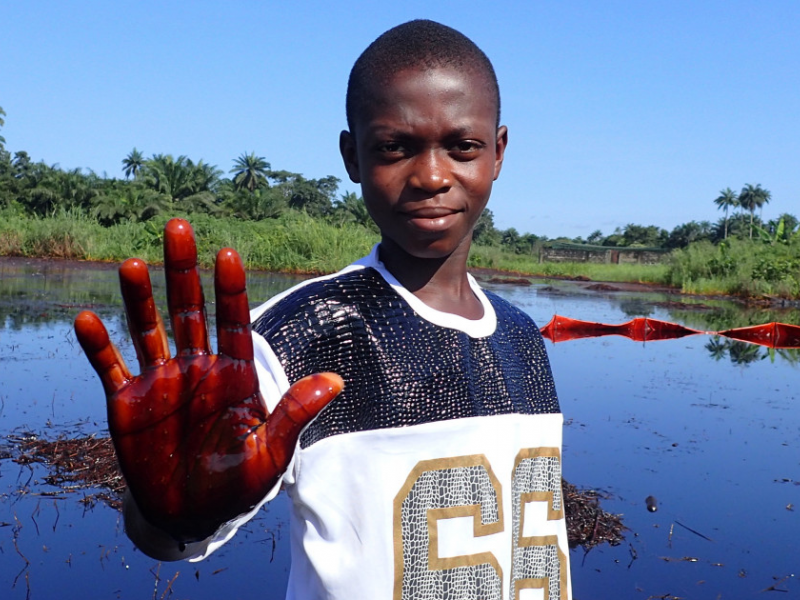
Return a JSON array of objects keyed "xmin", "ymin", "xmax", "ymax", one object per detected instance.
[
  {"xmin": 8, "ymin": 253, "xmax": 796, "ymax": 311},
  {"xmin": 468, "ymin": 266, "xmax": 800, "ymax": 310}
]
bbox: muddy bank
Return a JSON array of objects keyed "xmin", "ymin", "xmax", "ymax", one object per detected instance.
[{"xmin": 470, "ymin": 267, "xmax": 800, "ymax": 310}]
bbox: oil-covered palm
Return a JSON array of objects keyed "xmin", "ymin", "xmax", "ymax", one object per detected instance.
[{"xmin": 74, "ymin": 218, "xmax": 342, "ymax": 542}]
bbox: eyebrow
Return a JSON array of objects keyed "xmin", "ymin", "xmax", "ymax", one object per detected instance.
[{"xmin": 366, "ymin": 123, "xmax": 483, "ymax": 140}]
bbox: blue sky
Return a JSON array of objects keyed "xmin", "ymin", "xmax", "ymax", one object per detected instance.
[{"xmin": 2, "ymin": 1, "xmax": 798, "ymax": 239}]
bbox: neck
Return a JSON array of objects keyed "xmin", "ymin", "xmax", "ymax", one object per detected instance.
[{"xmin": 378, "ymin": 239, "xmax": 484, "ymax": 320}]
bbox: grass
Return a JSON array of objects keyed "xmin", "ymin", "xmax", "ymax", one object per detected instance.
[
  {"xmin": 0, "ymin": 209, "xmax": 379, "ymax": 274},
  {"xmin": 2, "ymin": 210, "xmax": 798, "ymax": 300},
  {"xmin": 666, "ymin": 239, "xmax": 800, "ymax": 299},
  {"xmin": 468, "ymin": 245, "xmax": 671, "ymax": 284}
]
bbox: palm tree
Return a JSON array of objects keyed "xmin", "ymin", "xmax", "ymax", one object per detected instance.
[
  {"xmin": 142, "ymin": 154, "xmax": 189, "ymax": 201},
  {"xmin": 92, "ymin": 185, "xmax": 169, "ymax": 225},
  {"xmin": 141, "ymin": 154, "xmax": 218, "ymax": 206},
  {"xmin": 704, "ymin": 337, "xmax": 729, "ymax": 361},
  {"xmin": 18, "ymin": 160, "xmax": 61, "ymax": 215},
  {"xmin": 501, "ymin": 228, "xmax": 521, "ymax": 253},
  {"xmin": 231, "ymin": 152, "xmax": 270, "ymax": 193},
  {"xmin": 713, "ymin": 188, "xmax": 738, "ymax": 240},
  {"xmin": 122, "ymin": 148, "xmax": 145, "ymax": 179},
  {"xmin": 226, "ymin": 187, "xmax": 286, "ymax": 220},
  {"xmin": 738, "ymin": 183, "xmax": 771, "ymax": 239},
  {"xmin": 13, "ymin": 151, "xmax": 32, "ymax": 178},
  {"xmin": 332, "ymin": 191, "xmax": 379, "ymax": 231},
  {"xmin": 193, "ymin": 160, "xmax": 224, "ymax": 193},
  {"xmin": 59, "ymin": 167, "xmax": 97, "ymax": 210},
  {"xmin": 728, "ymin": 341, "xmax": 764, "ymax": 366}
]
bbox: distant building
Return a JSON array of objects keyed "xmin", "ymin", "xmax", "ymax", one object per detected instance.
[{"xmin": 539, "ymin": 242, "xmax": 669, "ymax": 265}]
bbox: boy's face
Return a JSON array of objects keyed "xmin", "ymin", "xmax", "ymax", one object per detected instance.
[{"xmin": 340, "ymin": 66, "xmax": 507, "ymax": 261}]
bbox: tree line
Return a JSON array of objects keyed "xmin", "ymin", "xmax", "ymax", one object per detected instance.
[
  {"xmin": 1, "ymin": 105, "xmax": 796, "ymax": 256},
  {"xmin": 1, "ymin": 148, "xmax": 375, "ymax": 232},
  {"xmin": 0, "ymin": 107, "xmax": 382, "ymax": 233},
  {"xmin": 469, "ymin": 193, "xmax": 796, "ymax": 257}
]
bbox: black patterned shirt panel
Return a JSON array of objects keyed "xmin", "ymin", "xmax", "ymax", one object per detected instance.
[{"xmin": 252, "ymin": 267, "xmax": 560, "ymax": 449}]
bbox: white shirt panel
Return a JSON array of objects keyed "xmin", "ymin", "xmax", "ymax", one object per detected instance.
[{"xmin": 284, "ymin": 412, "xmax": 570, "ymax": 600}]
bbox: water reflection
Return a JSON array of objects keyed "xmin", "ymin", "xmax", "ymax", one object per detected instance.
[
  {"xmin": 672, "ymin": 303, "xmax": 800, "ymax": 332},
  {"xmin": 705, "ymin": 337, "xmax": 800, "ymax": 366},
  {"xmin": 1, "ymin": 258, "xmax": 307, "ymax": 600},
  {"xmin": 520, "ymin": 276, "xmax": 800, "ymax": 331},
  {"xmin": 2, "ymin": 260, "xmax": 799, "ymax": 598},
  {"xmin": 0, "ymin": 257, "xmax": 309, "ymax": 326},
  {"xmin": 617, "ymin": 298, "xmax": 656, "ymax": 318}
]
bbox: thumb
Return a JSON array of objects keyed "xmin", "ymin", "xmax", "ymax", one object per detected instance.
[{"xmin": 262, "ymin": 372, "xmax": 344, "ymax": 470}]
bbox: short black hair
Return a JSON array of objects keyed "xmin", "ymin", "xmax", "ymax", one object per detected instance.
[{"xmin": 346, "ymin": 20, "xmax": 501, "ymax": 132}]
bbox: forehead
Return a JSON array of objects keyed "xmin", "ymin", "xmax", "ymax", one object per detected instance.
[{"xmin": 356, "ymin": 66, "xmax": 497, "ymax": 130}]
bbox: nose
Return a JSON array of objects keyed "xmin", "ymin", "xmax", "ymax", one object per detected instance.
[{"xmin": 408, "ymin": 150, "xmax": 452, "ymax": 193}]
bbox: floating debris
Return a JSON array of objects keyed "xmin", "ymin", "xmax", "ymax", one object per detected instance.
[
  {"xmin": 562, "ymin": 480, "xmax": 627, "ymax": 549},
  {"xmin": 585, "ymin": 283, "xmax": 621, "ymax": 292},
  {"xmin": 674, "ymin": 520, "xmax": 714, "ymax": 542},
  {"xmin": 5, "ymin": 430, "xmax": 124, "ymax": 509},
  {"xmin": 760, "ymin": 574, "xmax": 795, "ymax": 593},
  {"xmin": 485, "ymin": 276, "xmax": 533, "ymax": 286},
  {"xmin": 659, "ymin": 556, "xmax": 699, "ymax": 563}
]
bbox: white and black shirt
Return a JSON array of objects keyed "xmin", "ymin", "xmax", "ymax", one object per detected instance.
[{"xmin": 195, "ymin": 246, "xmax": 572, "ymax": 600}]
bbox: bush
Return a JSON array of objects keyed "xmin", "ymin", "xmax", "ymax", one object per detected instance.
[{"xmin": 668, "ymin": 238, "xmax": 800, "ymax": 298}]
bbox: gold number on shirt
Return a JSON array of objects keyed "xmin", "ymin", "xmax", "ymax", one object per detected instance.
[
  {"xmin": 393, "ymin": 450, "xmax": 566, "ymax": 600},
  {"xmin": 510, "ymin": 448, "xmax": 568, "ymax": 600},
  {"xmin": 393, "ymin": 455, "xmax": 504, "ymax": 600}
]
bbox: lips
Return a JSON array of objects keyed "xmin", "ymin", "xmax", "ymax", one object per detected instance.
[
  {"xmin": 401, "ymin": 206, "xmax": 462, "ymax": 233},
  {"xmin": 402, "ymin": 206, "xmax": 459, "ymax": 219}
]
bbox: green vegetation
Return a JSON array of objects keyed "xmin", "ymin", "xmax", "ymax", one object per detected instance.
[
  {"xmin": 468, "ymin": 245, "xmax": 670, "ymax": 283},
  {"xmin": 468, "ymin": 183, "xmax": 799, "ymax": 300},
  {"xmin": 0, "ymin": 106, "xmax": 382, "ymax": 273},
  {"xmin": 0, "ymin": 105, "xmax": 797, "ymax": 299},
  {"xmin": 667, "ymin": 236, "xmax": 800, "ymax": 298},
  {"xmin": 0, "ymin": 209, "xmax": 378, "ymax": 274}
]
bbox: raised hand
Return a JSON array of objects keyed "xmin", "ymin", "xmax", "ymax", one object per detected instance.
[{"xmin": 74, "ymin": 218, "xmax": 342, "ymax": 542}]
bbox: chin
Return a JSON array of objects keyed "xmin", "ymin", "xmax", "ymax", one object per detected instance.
[{"xmin": 401, "ymin": 239, "xmax": 471, "ymax": 261}]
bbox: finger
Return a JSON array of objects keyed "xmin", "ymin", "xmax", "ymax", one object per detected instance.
[
  {"xmin": 215, "ymin": 248, "xmax": 253, "ymax": 361},
  {"xmin": 163, "ymin": 218, "xmax": 210, "ymax": 356},
  {"xmin": 261, "ymin": 373, "xmax": 344, "ymax": 471},
  {"xmin": 119, "ymin": 258, "xmax": 171, "ymax": 369},
  {"xmin": 74, "ymin": 311, "xmax": 134, "ymax": 396}
]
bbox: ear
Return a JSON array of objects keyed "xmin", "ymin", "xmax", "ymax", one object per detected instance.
[
  {"xmin": 493, "ymin": 125, "xmax": 508, "ymax": 181},
  {"xmin": 339, "ymin": 130, "xmax": 361, "ymax": 184}
]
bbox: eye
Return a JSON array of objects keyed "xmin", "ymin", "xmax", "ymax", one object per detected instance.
[
  {"xmin": 451, "ymin": 140, "xmax": 485, "ymax": 157},
  {"xmin": 376, "ymin": 141, "xmax": 405, "ymax": 155}
]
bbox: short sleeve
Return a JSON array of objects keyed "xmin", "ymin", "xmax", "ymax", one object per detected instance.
[{"xmin": 252, "ymin": 329, "xmax": 291, "ymax": 412}]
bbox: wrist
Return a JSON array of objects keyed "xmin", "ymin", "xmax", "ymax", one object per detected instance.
[{"xmin": 123, "ymin": 490, "xmax": 211, "ymax": 561}]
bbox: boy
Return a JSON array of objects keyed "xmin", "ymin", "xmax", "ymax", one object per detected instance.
[{"xmin": 75, "ymin": 19, "xmax": 572, "ymax": 600}]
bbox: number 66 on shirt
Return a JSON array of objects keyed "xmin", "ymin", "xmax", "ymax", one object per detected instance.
[{"xmin": 393, "ymin": 448, "xmax": 568, "ymax": 600}]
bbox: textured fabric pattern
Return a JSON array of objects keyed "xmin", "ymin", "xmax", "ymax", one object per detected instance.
[
  {"xmin": 511, "ymin": 454, "xmax": 564, "ymax": 599},
  {"xmin": 252, "ymin": 267, "xmax": 560, "ymax": 449},
  {"xmin": 398, "ymin": 462, "xmax": 502, "ymax": 600}
]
